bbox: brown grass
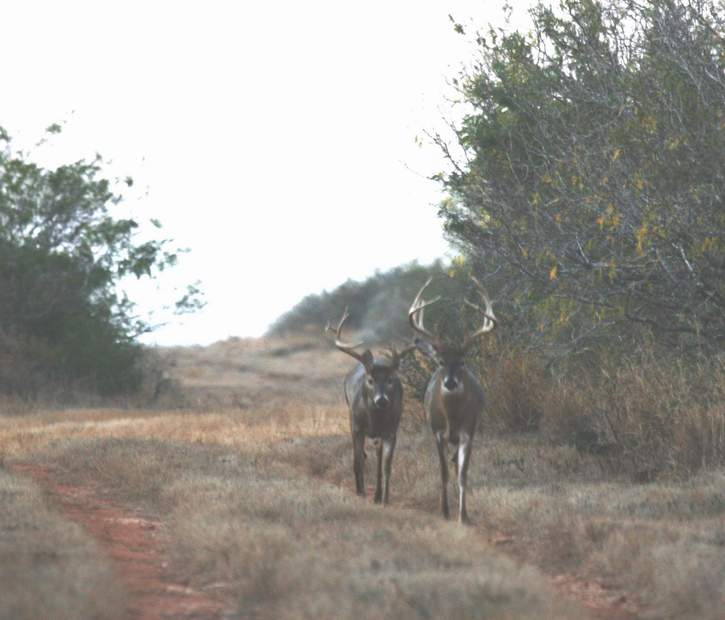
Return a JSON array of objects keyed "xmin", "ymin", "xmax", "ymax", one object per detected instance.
[
  {"xmin": 26, "ymin": 435, "xmax": 577, "ymax": 619},
  {"xmin": 156, "ymin": 332, "xmax": 342, "ymax": 409},
  {"xmin": 0, "ymin": 467, "xmax": 125, "ymax": 620},
  {"xmin": 286, "ymin": 427, "xmax": 725, "ymax": 618},
  {"xmin": 2, "ymin": 335, "xmax": 724, "ymax": 619},
  {"xmin": 481, "ymin": 350, "xmax": 547, "ymax": 433},
  {"xmin": 538, "ymin": 353, "xmax": 725, "ymax": 479}
]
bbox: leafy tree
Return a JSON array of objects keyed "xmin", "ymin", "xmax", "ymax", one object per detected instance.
[
  {"xmin": 435, "ymin": 0, "xmax": 725, "ymax": 353},
  {"xmin": 0, "ymin": 126, "xmax": 202, "ymax": 394}
]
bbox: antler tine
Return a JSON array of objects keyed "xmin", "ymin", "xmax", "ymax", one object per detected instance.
[
  {"xmin": 410, "ymin": 276, "xmax": 431, "ymax": 306},
  {"xmin": 325, "ymin": 306, "xmax": 367, "ymax": 362},
  {"xmin": 463, "ymin": 298, "xmax": 497, "ymax": 328},
  {"xmin": 408, "ymin": 277, "xmax": 442, "ymax": 346},
  {"xmin": 462, "ymin": 276, "xmax": 497, "ymax": 350}
]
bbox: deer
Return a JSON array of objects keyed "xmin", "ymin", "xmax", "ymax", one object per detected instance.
[
  {"xmin": 407, "ymin": 276, "xmax": 497, "ymax": 524},
  {"xmin": 325, "ymin": 308, "xmax": 412, "ymax": 506}
]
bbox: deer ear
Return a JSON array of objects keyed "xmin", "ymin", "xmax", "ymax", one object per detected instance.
[{"xmin": 361, "ymin": 350, "xmax": 374, "ymax": 371}]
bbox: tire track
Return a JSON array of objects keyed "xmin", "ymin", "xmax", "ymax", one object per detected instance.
[{"xmin": 12, "ymin": 462, "xmax": 230, "ymax": 620}]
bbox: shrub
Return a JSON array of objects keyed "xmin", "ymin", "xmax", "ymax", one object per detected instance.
[
  {"xmin": 0, "ymin": 126, "xmax": 202, "ymax": 396},
  {"xmin": 436, "ymin": 0, "xmax": 725, "ymax": 352},
  {"xmin": 540, "ymin": 351, "xmax": 725, "ymax": 479},
  {"xmin": 479, "ymin": 348, "xmax": 546, "ymax": 433}
]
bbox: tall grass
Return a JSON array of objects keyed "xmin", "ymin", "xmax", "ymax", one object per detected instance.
[
  {"xmin": 472, "ymin": 346, "xmax": 725, "ymax": 480},
  {"xmin": 541, "ymin": 353, "xmax": 725, "ymax": 479}
]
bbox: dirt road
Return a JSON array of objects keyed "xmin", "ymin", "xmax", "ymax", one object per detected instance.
[{"xmin": 12, "ymin": 462, "xmax": 230, "ymax": 620}]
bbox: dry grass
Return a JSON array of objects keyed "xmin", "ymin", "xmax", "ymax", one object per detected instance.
[
  {"xmin": 28, "ymin": 435, "xmax": 576, "ymax": 620},
  {"xmin": 286, "ymin": 427, "xmax": 725, "ymax": 619},
  {"xmin": 2, "ymin": 334, "xmax": 724, "ymax": 619},
  {"xmin": 480, "ymin": 350, "xmax": 547, "ymax": 433},
  {"xmin": 538, "ymin": 353, "xmax": 725, "ymax": 479},
  {"xmin": 0, "ymin": 467, "xmax": 125, "ymax": 620},
  {"xmin": 156, "ymin": 332, "xmax": 342, "ymax": 409}
]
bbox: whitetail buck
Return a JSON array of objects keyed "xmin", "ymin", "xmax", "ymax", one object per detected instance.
[
  {"xmin": 325, "ymin": 308, "xmax": 412, "ymax": 505},
  {"xmin": 408, "ymin": 276, "xmax": 497, "ymax": 524}
]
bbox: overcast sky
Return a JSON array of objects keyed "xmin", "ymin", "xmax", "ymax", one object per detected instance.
[{"xmin": 2, "ymin": 1, "xmax": 534, "ymax": 345}]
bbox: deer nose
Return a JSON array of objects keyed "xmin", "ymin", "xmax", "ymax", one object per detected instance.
[
  {"xmin": 444, "ymin": 377, "xmax": 458, "ymax": 391},
  {"xmin": 373, "ymin": 395, "xmax": 389, "ymax": 409}
]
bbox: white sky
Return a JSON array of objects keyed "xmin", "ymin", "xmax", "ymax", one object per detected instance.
[{"xmin": 2, "ymin": 1, "xmax": 534, "ymax": 345}]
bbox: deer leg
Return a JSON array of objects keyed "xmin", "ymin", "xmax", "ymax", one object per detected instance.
[
  {"xmin": 352, "ymin": 433, "xmax": 366, "ymax": 497},
  {"xmin": 373, "ymin": 440, "xmax": 383, "ymax": 504},
  {"xmin": 435, "ymin": 432, "xmax": 450, "ymax": 519},
  {"xmin": 457, "ymin": 435, "xmax": 473, "ymax": 525},
  {"xmin": 381, "ymin": 435, "xmax": 396, "ymax": 506},
  {"xmin": 451, "ymin": 440, "xmax": 459, "ymax": 485}
]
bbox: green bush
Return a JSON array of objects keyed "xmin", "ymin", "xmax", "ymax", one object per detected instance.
[
  {"xmin": 436, "ymin": 0, "xmax": 725, "ymax": 353},
  {"xmin": 0, "ymin": 126, "xmax": 201, "ymax": 396}
]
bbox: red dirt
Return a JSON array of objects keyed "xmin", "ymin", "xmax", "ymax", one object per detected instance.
[{"xmin": 12, "ymin": 463, "xmax": 230, "ymax": 620}]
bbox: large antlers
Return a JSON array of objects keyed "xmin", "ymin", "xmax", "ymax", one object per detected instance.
[
  {"xmin": 462, "ymin": 276, "xmax": 497, "ymax": 351},
  {"xmin": 408, "ymin": 276, "xmax": 443, "ymax": 348},
  {"xmin": 327, "ymin": 307, "xmax": 417, "ymax": 370},
  {"xmin": 408, "ymin": 275, "xmax": 497, "ymax": 352},
  {"xmin": 325, "ymin": 307, "xmax": 371, "ymax": 368}
]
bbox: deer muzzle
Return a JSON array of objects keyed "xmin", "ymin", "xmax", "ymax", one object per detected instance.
[{"xmin": 373, "ymin": 393, "xmax": 390, "ymax": 410}]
